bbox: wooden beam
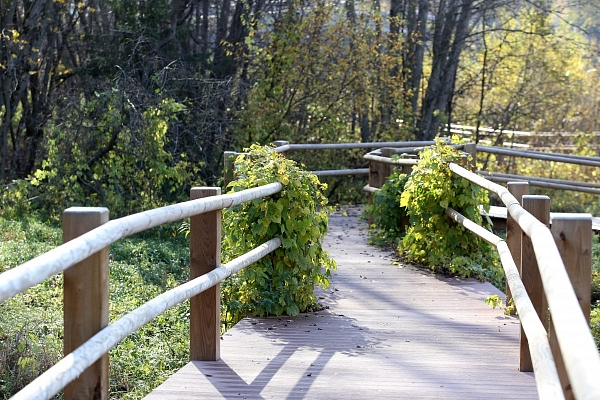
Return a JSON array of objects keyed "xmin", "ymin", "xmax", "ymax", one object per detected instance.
[
  {"xmin": 63, "ymin": 207, "xmax": 109, "ymax": 400},
  {"xmin": 550, "ymin": 214, "xmax": 592, "ymax": 400},
  {"xmin": 520, "ymin": 195, "xmax": 550, "ymax": 372},
  {"xmin": 190, "ymin": 187, "xmax": 222, "ymax": 361},
  {"xmin": 223, "ymin": 151, "xmax": 237, "ymax": 189}
]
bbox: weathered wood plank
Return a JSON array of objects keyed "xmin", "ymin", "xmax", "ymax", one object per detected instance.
[
  {"xmin": 520, "ymin": 195, "xmax": 550, "ymax": 372},
  {"xmin": 190, "ymin": 187, "xmax": 221, "ymax": 361},
  {"xmin": 146, "ymin": 206, "xmax": 538, "ymax": 400},
  {"xmin": 63, "ymin": 208, "xmax": 109, "ymax": 400}
]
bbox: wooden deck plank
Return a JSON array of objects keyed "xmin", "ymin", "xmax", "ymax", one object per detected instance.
[{"xmin": 145, "ymin": 205, "xmax": 538, "ymax": 399}]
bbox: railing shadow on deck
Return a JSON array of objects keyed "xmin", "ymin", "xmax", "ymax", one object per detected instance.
[{"xmin": 273, "ymin": 140, "xmax": 600, "ymax": 399}]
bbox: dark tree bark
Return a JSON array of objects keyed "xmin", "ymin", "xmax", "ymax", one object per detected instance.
[{"xmin": 416, "ymin": 0, "xmax": 476, "ymax": 140}]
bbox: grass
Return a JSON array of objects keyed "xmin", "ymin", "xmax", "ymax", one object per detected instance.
[{"xmin": 0, "ymin": 215, "xmax": 190, "ymax": 399}]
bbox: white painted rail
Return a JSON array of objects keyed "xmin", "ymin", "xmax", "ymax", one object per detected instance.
[
  {"xmin": 11, "ymin": 238, "xmax": 281, "ymax": 400},
  {"xmin": 449, "ymin": 163, "xmax": 600, "ymax": 400},
  {"xmin": 0, "ymin": 182, "xmax": 282, "ymax": 303}
]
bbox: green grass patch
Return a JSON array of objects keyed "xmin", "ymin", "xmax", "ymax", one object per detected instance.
[{"xmin": 0, "ymin": 215, "xmax": 190, "ymax": 399}]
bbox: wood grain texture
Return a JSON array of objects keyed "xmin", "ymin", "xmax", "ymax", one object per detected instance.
[
  {"xmin": 506, "ymin": 182, "xmax": 529, "ymax": 314},
  {"xmin": 63, "ymin": 207, "xmax": 109, "ymax": 400},
  {"xmin": 146, "ymin": 206, "xmax": 538, "ymax": 400},
  {"xmin": 190, "ymin": 187, "xmax": 221, "ymax": 361},
  {"xmin": 520, "ymin": 195, "xmax": 550, "ymax": 372},
  {"xmin": 550, "ymin": 215, "xmax": 592, "ymax": 400}
]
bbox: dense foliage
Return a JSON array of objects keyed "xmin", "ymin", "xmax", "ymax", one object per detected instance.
[
  {"xmin": 221, "ymin": 145, "xmax": 335, "ymax": 325},
  {"xmin": 363, "ymin": 168, "xmax": 409, "ymax": 246}
]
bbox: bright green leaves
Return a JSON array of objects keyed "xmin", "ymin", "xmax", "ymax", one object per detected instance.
[
  {"xmin": 364, "ymin": 169, "xmax": 410, "ymax": 246},
  {"xmin": 399, "ymin": 139, "xmax": 503, "ymax": 287},
  {"xmin": 19, "ymin": 92, "xmax": 193, "ymax": 219},
  {"xmin": 221, "ymin": 145, "xmax": 336, "ymax": 322}
]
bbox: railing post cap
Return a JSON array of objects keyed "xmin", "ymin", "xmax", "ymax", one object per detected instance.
[
  {"xmin": 63, "ymin": 207, "xmax": 109, "ymax": 214},
  {"xmin": 551, "ymin": 212, "xmax": 593, "ymax": 221},
  {"xmin": 522, "ymin": 194, "xmax": 550, "ymax": 200}
]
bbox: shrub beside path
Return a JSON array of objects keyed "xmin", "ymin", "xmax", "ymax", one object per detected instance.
[{"xmin": 145, "ymin": 205, "xmax": 538, "ymax": 399}]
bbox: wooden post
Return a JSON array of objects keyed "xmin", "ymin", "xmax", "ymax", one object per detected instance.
[
  {"xmin": 273, "ymin": 140, "xmax": 289, "ymax": 158},
  {"xmin": 190, "ymin": 187, "xmax": 221, "ymax": 361},
  {"xmin": 506, "ymin": 182, "xmax": 529, "ymax": 314},
  {"xmin": 463, "ymin": 143, "xmax": 477, "ymax": 170},
  {"xmin": 519, "ymin": 195, "xmax": 550, "ymax": 372},
  {"xmin": 63, "ymin": 207, "xmax": 110, "ymax": 400},
  {"xmin": 549, "ymin": 214, "xmax": 592, "ymax": 400}
]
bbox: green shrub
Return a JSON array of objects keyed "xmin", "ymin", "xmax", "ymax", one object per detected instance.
[
  {"xmin": 221, "ymin": 144, "xmax": 336, "ymax": 324},
  {"xmin": 592, "ymin": 305, "xmax": 600, "ymax": 350},
  {"xmin": 592, "ymin": 235, "xmax": 600, "ymax": 305},
  {"xmin": 21, "ymin": 92, "xmax": 195, "ymax": 220},
  {"xmin": 363, "ymin": 169, "xmax": 409, "ymax": 246},
  {"xmin": 399, "ymin": 138, "xmax": 503, "ymax": 287}
]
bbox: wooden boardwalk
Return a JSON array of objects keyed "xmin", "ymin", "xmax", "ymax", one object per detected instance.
[{"xmin": 145, "ymin": 206, "xmax": 538, "ymax": 399}]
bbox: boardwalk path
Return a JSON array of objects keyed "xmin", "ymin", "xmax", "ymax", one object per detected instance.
[{"xmin": 146, "ymin": 206, "xmax": 538, "ymax": 399}]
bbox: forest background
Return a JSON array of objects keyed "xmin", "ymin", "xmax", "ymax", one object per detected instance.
[{"xmin": 2, "ymin": 0, "xmax": 600, "ymax": 214}]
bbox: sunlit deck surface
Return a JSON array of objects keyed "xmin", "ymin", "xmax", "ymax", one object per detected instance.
[{"xmin": 145, "ymin": 206, "xmax": 538, "ymax": 399}]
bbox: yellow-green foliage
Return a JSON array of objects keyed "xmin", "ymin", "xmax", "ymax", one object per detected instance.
[
  {"xmin": 24, "ymin": 92, "xmax": 194, "ymax": 218},
  {"xmin": 221, "ymin": 145, "xmax": 335, "ymax": 325},
  {"xmin": 238, "ymin": 1, "xmax": 412, "ymax": 146},
  {"xmin": 400, "ymin": 139, "xmax": 503, "ymax": 286}
]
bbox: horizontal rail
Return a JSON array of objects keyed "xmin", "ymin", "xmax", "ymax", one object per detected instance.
[
  {"xmin": 449, "ymin": 163, "xmax": 600, "ymax": 400},
  {"xmin": 311, "ymin": 168, "xmax": 370, "ymax": 176},
  {"xmin": 363, "ymin": 154, "xmax": 419, "ymax": 166},
  {"xmin": 479, "ymin": 174, "xmax": 600, "ymax": 195},
  {"xmin": 445, "ymin": 208, "xmax": 564, "ymax": 399},
  {"xmin": 12, "ymin": 238, "xmax": 282, "ymax": 400},
  {"xmin": 477, "ymin": 145, "xmax": 600, "ymax": 166},
  {"xmin": 478, "ymin": 171, "xmax": 600, "ymax": 190},
  {"xmin": 363, "ymin": 184, "xmax": 380, "ymax": 194},
  {"xmin": 275, "ymin": 141, "xmax": 438, "ymax": 152},
  {"xmin": 0, "ymin": 182, "xmax": 283, "ymax": 303}
]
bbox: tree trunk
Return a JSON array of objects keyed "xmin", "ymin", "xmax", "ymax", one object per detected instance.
[{"xmin": 416, "ymin": 0, "xmax": 475, "ymax": 141}]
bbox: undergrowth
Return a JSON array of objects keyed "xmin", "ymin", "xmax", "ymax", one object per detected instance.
[{"xmin": 0, "ymin": 217, "xmax": 190, "ymax": 399}]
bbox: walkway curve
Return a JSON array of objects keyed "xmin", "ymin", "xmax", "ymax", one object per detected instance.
[{"xmin": 145, "ymin": 205, "xmax": 538, "ymax": 399}]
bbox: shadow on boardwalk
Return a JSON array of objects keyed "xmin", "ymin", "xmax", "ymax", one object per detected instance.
[{"xmin": 145, "ymin": 205, "xmax": 537, "ymax": 399}]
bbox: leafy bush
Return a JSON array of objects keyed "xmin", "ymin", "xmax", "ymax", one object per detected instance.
[
  {"xmin": 363, "ymin": 169, "xmax": 409, "ymax": 246},
  {"xmin": 221, "ymin": 144, "xmax": 336, "ymax": 324},
  {"xmin": 592, "ymin": 235, "xmax": 600, "ymax": 305},
  {"xmin": 399, "ymin": 138, "xmax": 503, "ymax": 287},
  {"xmin": 2, "ymin": 91, "xmax": 197, "ymax": 221}
]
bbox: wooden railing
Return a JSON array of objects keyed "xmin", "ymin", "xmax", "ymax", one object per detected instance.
[
  {"xmin": 0, "ymin": 183, "xmax": 283, "ymax": 400},
  {"xmin": 448, "ymin": 163, "xmax": 600, "ymax": 400},
  {"xmin": 355, "ymin": 142, "xmax": 600, "ymax": 399},
  {"xmin": 5, "ymin": 140, "xmax": 600, "ymax": 399}
]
